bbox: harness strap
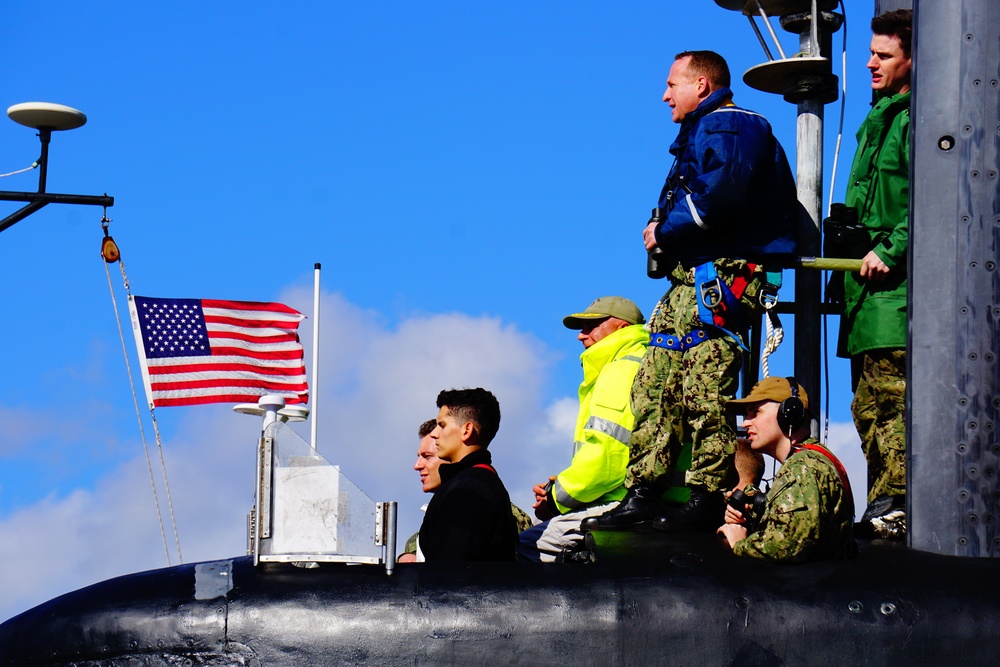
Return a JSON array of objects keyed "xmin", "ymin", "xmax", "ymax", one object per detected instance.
[
  {"xmin": 694, "ymin": 261, "xmax": 749, "ymax": 351},
  {"xmin": 796, "ymin": 444, "xmax": 855, "ymax": 514}
]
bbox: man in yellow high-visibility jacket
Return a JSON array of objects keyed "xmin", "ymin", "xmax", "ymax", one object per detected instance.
[{"xmin": 519, "ymin": 296, "xmax": 687, "ymax": 562}]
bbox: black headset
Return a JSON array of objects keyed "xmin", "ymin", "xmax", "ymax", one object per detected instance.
[{"xmin": 777, "ymin": 377, "xmax": 806, "ymax": 434}]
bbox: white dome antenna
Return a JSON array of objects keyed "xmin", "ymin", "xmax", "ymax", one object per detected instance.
[{"xmin": 1, "ymin": 101, "xmax": 113, "ymax": 234}]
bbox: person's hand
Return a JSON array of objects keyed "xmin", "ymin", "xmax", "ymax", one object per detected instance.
[
  {"xmin": 717, "ymin": 523, "xmax": 747, "ymax": 549},
  {"xmin": 724, "ymin": 503, "xmax": 745, "ymax": 525},
  {"xmin": 859, "ymin": 250, "xmax": 890, "ymax": 281},
  {"xmin": 643, "ymin": 222, "xmax": 659, "ymax": 251},
  {"xmin": 532, "ymin": 477, "xmax": 555, "ymax": 508},
  {"xmin": 533, "ymin": 477, "xmax": 557, "ymax": 521}
]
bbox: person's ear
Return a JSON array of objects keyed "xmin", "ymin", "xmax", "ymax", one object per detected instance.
[
  {"xmin": 697, "ymin": 76, "xmax": 710, "ymax": 97},
  {"xmin": 460, "ymin": 421, "xmax": 476, "ymax": 443}
]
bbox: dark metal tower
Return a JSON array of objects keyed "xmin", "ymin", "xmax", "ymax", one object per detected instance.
[{"xmin": 909, "ymin": 0, "xmax": 1000, "ymax": 557}]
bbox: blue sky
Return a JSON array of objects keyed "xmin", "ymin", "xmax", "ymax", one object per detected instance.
[{"xmin": 0, "ymin": 0, "xmax": 876, "ymax": 621}]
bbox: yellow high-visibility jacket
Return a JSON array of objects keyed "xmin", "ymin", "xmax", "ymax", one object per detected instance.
[{"xmin": 551, "ymin": 324, "xmax": 647, "ymax": 514}]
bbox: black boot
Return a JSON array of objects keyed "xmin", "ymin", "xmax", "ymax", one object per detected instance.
[
  {"xmin": 854, "ymin": 495, "xmax": 906, "ymax": 540},
  {"xmin": 653, "ymin": 487, "xmax": 725, "ymax": 532},
  {"xmin": 581, "ymin": 486, "xmax": 663, "ymax": 531}
]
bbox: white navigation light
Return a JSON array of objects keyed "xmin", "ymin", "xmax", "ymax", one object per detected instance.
[{"xmin": 7, "ymin": 102, "xmax": 87, "ymax": 131}]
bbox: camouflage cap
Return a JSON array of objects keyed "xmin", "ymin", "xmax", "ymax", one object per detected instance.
[
  {"xmin": 563, "ymin": 296, "xmax": 645, "ymax": 329},
  {"xmin": 727, "ymin": 376, "xmax": 810, "ymax": 412}
]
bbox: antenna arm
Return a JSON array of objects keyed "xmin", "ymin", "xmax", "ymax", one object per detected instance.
[{"xmin": 0, "ymin": 191, "xmax": 115, "ymax": 234}]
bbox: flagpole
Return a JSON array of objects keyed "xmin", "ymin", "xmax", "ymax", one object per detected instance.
[{"xmin": 310, "ymin": 262, "xmax": 321, "ymax": 451}]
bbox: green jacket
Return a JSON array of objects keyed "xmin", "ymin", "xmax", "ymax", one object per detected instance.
[
  {"xmin": 551, "ymin": 324, "xmax": 648, "ymax": 514},
  {"xmin": 838, "ymin": 91, "xmax": 910, "ymax": 357},
  {"xmin": 734, "ymin": 440, "xmax": 855, "ymax": 563}
]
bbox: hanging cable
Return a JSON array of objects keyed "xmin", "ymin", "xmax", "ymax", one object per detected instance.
[
  {"xmin": 100, "ymin": 214, "xmax": 183, "ymax": 565},
  {"xmin": 822, "ymin": 0, "xmax": 850, "ymax": 445},
  {"xmin": 0, "ymin": 162, "xmax": 38, "ymax": 179}
]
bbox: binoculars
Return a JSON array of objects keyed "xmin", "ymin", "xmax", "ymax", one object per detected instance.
[
  {"xmin": 728, "ymin": 486, "xmax": 768, "ymax": 533},
  {"xmin": 646, "ymin": 208, "xmax": 669, "ymax": 279},
  {"xmin": 823, "ymin": 203, "xmax": 869, "ymax": 260}
]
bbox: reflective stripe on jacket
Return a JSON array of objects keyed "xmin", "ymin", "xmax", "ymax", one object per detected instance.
[
  {"xmin": 552, "ymin": 324, "xmax": 648, "ymax": 514},
  {"xmin": 654, "ymin": 87, "xmax": 799, "ymax": 268}
]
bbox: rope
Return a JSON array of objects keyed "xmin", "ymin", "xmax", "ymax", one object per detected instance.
[
  {"xmin": 759, "ymin": 306, "xmax": 784, "ymax": 379},
  {"xmin": 102, "ymin": 238, "xmax": 183, "ymax": 565}
]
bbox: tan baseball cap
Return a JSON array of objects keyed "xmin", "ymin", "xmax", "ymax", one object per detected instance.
[
  {"xmin": 563, "ymin": 296, "xmax": 645, "ymax": 329},
  {"xmin": 727, "ymin": 376, "xmax": 810, "ymax": 412}
]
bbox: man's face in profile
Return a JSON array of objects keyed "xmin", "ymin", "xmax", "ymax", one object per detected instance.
[
  {"xmin": 413, "ymin": 434, "xmax": 442, "ymax": 493},
  {"xmin": 663, "ymin": 56, "xmax": 705, "ymax": 123},
  {"xmin": 432, "ymin": 405, "xmax": 469, "ymax": 462}
]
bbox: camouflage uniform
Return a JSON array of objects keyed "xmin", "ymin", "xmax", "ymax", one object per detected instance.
[
  {"xmin": 629, "ymin": 259, "xmax": 765, "ymax": 494},
  {"xmin": 852, "ymin": 350, "xmax": 906, "ymax": 502},
  {"xmin": 733, "ymin": 440, "xmax": 855, "ymax": 562}
]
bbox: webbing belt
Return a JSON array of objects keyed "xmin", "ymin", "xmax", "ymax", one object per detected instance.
[{"xmin": 648, "ymin": 327, "xmax": 717, "ymax": 352}]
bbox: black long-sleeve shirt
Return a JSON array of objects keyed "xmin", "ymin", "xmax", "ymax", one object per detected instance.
[{"xmin": 418, "ymin": 449, "xmax": 517, "ymax": 561}]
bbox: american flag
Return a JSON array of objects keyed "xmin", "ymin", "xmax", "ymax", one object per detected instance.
[{"xmin": 129, "ymin": 296, "xmax": 309, "ymax": 408}]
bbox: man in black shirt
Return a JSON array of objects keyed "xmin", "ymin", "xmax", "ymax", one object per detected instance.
[{"xmin": 418, "ymin": 388, "xmax": 518, "ymax": 561}]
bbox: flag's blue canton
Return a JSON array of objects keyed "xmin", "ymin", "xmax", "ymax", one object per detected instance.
[{"xmin": 135, "ymin": 297, "xmax": 211, "ymax": 359}]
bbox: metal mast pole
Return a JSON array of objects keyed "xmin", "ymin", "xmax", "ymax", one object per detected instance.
[
  {"xmin": 793, "ymin": 100, "xmax": 824, "ymax": 428},
  {"xmin": 310, "ymin": 263, "xmax": 321, "ymax": 451},
  {"xmin": 733, "ymin": 1, "xmax": 841, "ymax": 420}
]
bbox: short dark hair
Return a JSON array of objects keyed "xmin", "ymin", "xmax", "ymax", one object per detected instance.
[
  {"xmin": 436, "ymin": 388, "xmax": 501, "ymax": 447},
  {"xmin": 675, "ymin": 50, "xmax": 731, "ymax": 89},
  {"xmin": 418, "ymin": 419, "xmax": 437, "ymax": 438},
  {"xmin": 872, "ymin": 9, "xmax": 912, "ymax": 58},
  {"xmin": 735, "ymin": 438, "xmax": 765, "ymax": 487}
]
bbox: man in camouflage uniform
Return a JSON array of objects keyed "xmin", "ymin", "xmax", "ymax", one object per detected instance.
[
  {"xmin": 718, "ymin": 377, "xmax": 856, "ymax": 562},
  {"xmin": 584, "ymin": 51, "xmax": 797, "ymax": 532},
  {"xmin": 837, "ymin": 9, "xmax": 912, "ymax": 540}
]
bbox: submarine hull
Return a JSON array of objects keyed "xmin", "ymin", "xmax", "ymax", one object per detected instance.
[{"xmin": 1, "ymin": 535, "xmax": 998, "ymax": 666}]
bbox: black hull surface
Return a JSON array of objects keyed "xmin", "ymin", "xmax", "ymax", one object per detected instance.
[{"xmin": 1, "ymin": 533, "xmax": 998, "ymax": 666}]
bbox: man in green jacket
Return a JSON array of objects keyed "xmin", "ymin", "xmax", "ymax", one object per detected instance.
[
  {"xmin": 837, "ymin": 9, "xmax": 912, "ymax": 539},
  {"xmin": 520, "ymin": 296, "xmax": 687, "ymax": 562}
]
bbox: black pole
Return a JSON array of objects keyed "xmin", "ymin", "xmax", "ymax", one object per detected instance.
[{"xmin": 36, "ymin": 128, "xmax": 52, "ymax": 194}]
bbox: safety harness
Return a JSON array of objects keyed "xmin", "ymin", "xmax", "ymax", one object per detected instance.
[
  {"xmin": 648, "ymin": 261, "xmax": 782, "ymax": 354},
  {"xmin": 793, "ymin": 443, "xmax": 855, "ymax": 516}
]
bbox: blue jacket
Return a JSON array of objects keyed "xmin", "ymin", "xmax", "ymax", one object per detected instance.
[{"xmin": 653, "ymin": 88, "xmax": 799, "ymax": 268}]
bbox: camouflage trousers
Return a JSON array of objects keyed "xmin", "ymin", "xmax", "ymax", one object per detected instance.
[
  {"xmin": 852, "ymin": 348, "xmax": 906, "ymax": 503},
  {"xmin": 627, "ymin": 284, "xmax": 741, "ymax": 494}
]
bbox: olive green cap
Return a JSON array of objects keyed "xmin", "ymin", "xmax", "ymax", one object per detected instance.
[
  {"xmin": 727, "ymin": 376, "xmax": 810, "ymax": 412},
  {"xmin": 563, "ymin": 296, "xmax": 645, "ymax": 329}
]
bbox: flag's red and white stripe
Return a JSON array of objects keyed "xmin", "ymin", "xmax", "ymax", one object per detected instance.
[{"xmin": 130, "ymin": 297, "xmax": 309, "ymax": 408}]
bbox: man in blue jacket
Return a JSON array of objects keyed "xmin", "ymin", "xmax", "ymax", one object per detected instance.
[{"xmin": 586, "ymin": 50, "xmax": 798, "ymax": 533}]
